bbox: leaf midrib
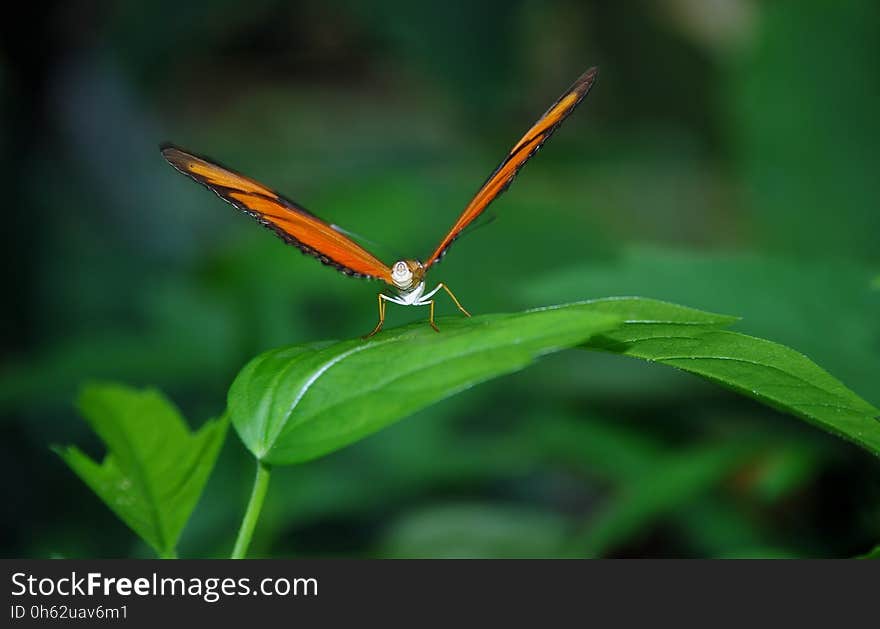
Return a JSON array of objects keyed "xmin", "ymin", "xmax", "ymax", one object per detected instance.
[
  {"xmin": 653, "ymin": 355, "xmax": 871, "ymax": 413},
  {"xmin": 111, "ymin": 403, "xmax": 170, "ymax": 554}
]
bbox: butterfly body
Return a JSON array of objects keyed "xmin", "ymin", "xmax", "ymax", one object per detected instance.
[
  {"xmin": 388, "ymin": 281, "xmax": 433, "ymax": 307},
  {"xmin": 161, "ymin": 67, "xmax": 597, "ymax": 338}
]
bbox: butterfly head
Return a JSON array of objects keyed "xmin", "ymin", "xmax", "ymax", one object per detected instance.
[{"xmin": 391, "ymin": 259, "xmax": 425, "ymax": 292}]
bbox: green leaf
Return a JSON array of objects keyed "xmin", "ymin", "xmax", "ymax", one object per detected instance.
[
  {"xmin": 54, "ymin": 383, "xmax": 229, "ymax": 558},
  {"xmin": 228, "ymin": 306, "xmax": 622, "ymax": 464},
  {"xmin": 579, "ymin": 298, "xmax": 880, "ymax": 457},
  {"xmin": 571, "ymin": 442, "xmax": 755, "ymax": 557},
  {"xmin": 859, "ymin": 544, "xmax": 880, "ymax": 559},
  {"xmin": 230, "ymin": 296, "xmax": 880, "ymax": 465}
]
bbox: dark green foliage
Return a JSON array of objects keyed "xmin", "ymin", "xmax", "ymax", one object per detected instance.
[{"xmin": 5, "ymin": 0, "xmax": 879, "ymax": 558}]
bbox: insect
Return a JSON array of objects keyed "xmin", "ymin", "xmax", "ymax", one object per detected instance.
[{"xmin": 161, "ymin": 66, "xmax": 597, "ymax": 338}]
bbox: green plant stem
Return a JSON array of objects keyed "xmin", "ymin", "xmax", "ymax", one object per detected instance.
[{"xmin": 231, "ymin": 460, "xmax": 272, "ymax": 559}]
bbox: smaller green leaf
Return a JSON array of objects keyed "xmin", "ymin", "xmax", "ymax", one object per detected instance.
[
  {"xmin": 54, "ymin": 383, "xmax": 228, "ymax": 558},
  {"xmin": 859, "ymin": 543, "xmax": 880, "ymax": 559},
  {"xmin": 229, "ymin": 306, "xmax": 622, "ymax": 465}
]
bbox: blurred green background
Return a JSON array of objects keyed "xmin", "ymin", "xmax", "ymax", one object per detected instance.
[{"xmin": 2, "ymin": 0, "xmax": 879, "ymax": 558}]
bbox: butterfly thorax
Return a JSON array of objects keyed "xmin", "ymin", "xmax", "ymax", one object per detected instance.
[
  {"xmin": 396, "ymin": 282, "xmax": 428, "ymax": 305},
  {"xmin": 391, "ymin": 259, "xmax": 426, "ymax": 292}
]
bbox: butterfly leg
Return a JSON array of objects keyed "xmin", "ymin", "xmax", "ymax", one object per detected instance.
[
  {"xmin": 364, "ymin": 293, "xmax": 388, "ymax": 339},
  {"xmin": 428, "ymin": 300, "xmax": 440, "ymax": 333},
  {"xmin": 438, "ymin": 283, "xmax": 471, "ymax": 317}
]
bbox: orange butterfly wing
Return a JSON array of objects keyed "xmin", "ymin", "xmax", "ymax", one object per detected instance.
[
  {"xmin": 161, "ymin": 145, "xmax": 393, "ymax": 284},
  {"xmin": 424, "ymin": 67, "xmax": 598, "ymax": 268}
]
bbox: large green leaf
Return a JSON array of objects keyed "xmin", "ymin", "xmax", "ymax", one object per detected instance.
[
  {"xmin": 228, "ymin": 305, "xmax": 623, "ymax": 464},
  {"xmin": 230, "ymin": 297, "xmax": 880, "ymax": 466},
  {"xmin": 54, "ymin": 384, "xmax": 228, "ymax": 558},
  {"xmin": 579, "ymin": 298, "xmax": 880, "ymax": 456}
]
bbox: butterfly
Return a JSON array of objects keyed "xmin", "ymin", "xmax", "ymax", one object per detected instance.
[{"xmin": 161, "ymin": 66, "xmax": 598, "ymax": 338}]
